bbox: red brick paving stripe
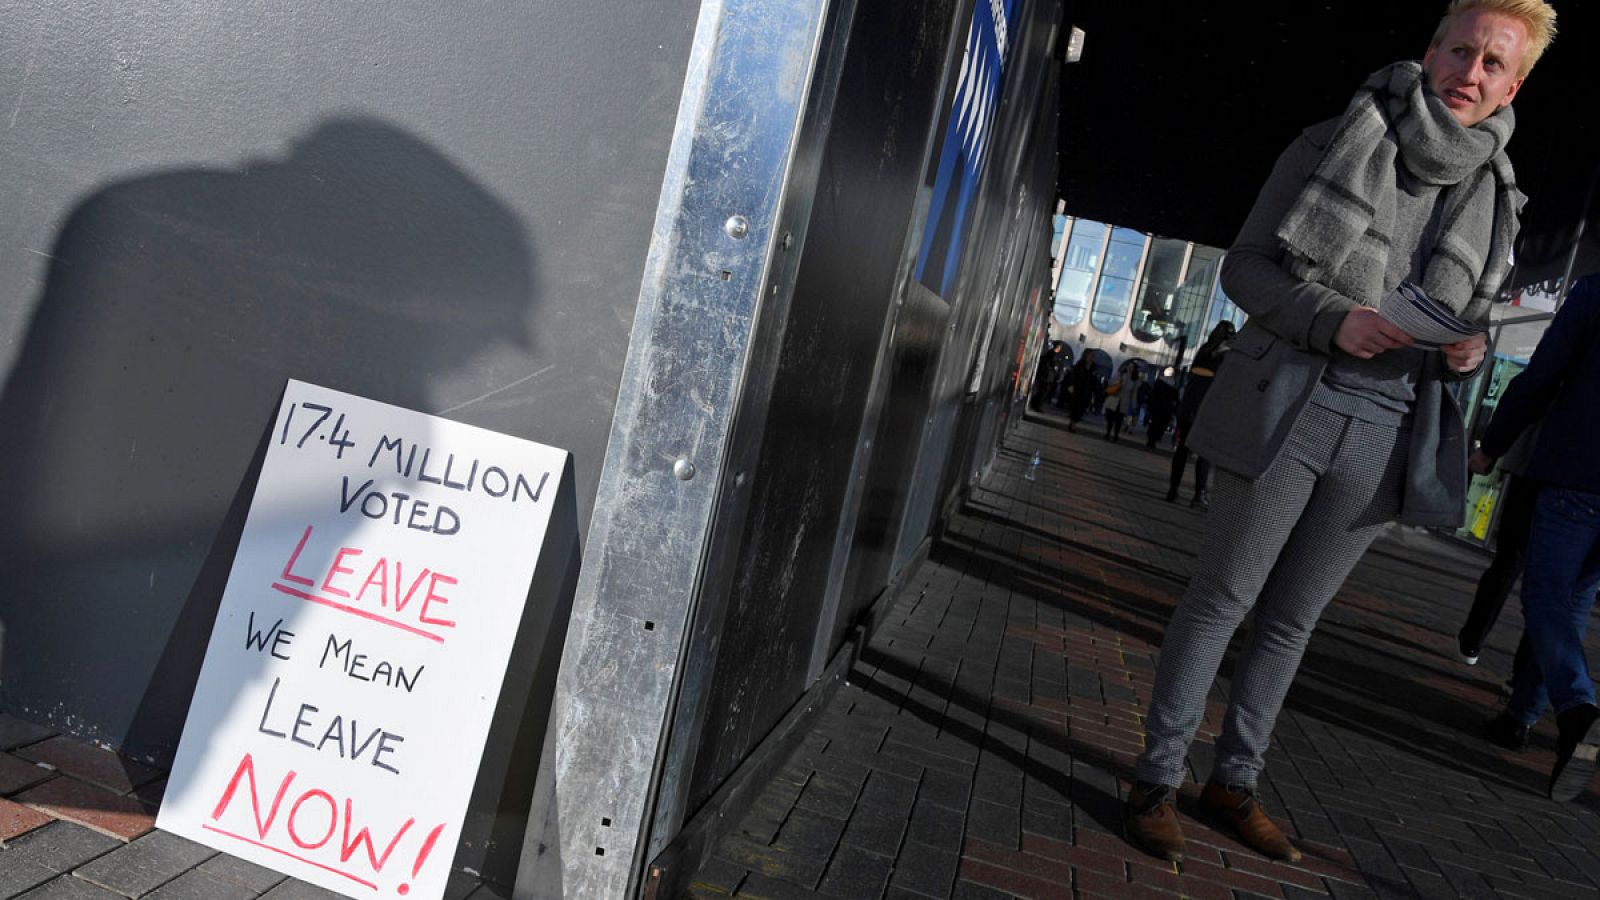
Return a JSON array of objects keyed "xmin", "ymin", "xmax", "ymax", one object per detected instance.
[
  {"xmin": 1295, "ymin": 839, "xmax": 1356, "ymax": 866},
  {"xmin": 1067, "ymin": 828, "xmax": 1143, "ymax": 858},
  {"xmin": 1100, "ymin": 706, "xmax": 1145, "ymax": 725},
  {"xmin": 1223, "ymin": 850, "xmax": 1329, "ymax": 891},
  {"xmin": 964, "ymin": 836, "xmax": 1073, "ymax": 882},
  {"xmin": 1179, "ymin": 856, "xmax": 1287, "ymax": 898},
  {"xmin": 0, "ymin": 795, "xmax": 51, "ymax": 842},
  {"xmin": 1067, "ymin": 727, "xmax": 1145, "ymax": 754},
  {"xmin": 1125, "ymin": 856, "xmax": 1194, "ymax": 895},
  {"xmin": 1071, "ymin": 866, "xmax": 1138, "ymax": 897},
  {"xmin": 1016, "ymin": 831, "xmax": 1131, "ymax": 877},
  {"xmin": 959, "ymin": 856, "xmax": 1072, "ymax": 899},
  {"xmin": 16, "ymin": 775, "xmax": 155, "ymax": 840},
  {"xmin": 1130, "ymin": 863, "xmax": 1237, "ymax": 900},
  {"xmin": 1184, "ymin": 825, "xmax": 1268, "ymax": 861},
  {"xmin": 995, "ymin": 699, "xmax": 1070, "ymax": 727},
  {"xmin": 1004, "ymin": 625, "xmax": 1066, "ymax": 648},
  {"xmin": 1174, "ymin": 840, "xmax": 1224, "ymax": 866},
  {"xmin": 1285, "ymin": 843, "xmax": 1367, "ymax": 885}
]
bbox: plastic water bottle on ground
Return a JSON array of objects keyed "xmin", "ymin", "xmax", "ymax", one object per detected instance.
[{"xmin": 1027, "ymin": 451, "xmax": 1040, "ymax": 481}]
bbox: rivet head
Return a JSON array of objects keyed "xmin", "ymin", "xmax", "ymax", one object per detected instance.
[
  {"xmin": 673, "ymin": 458, "xmax": 696, "ymax": 480},
  {"xmin": 724, "ymin": 216, "xmax": 750, "ymax": 239}
]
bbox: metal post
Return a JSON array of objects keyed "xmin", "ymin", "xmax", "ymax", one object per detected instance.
[{"xmin": 517, "ymin": 1, "xmax": 839, "ymax": 896}]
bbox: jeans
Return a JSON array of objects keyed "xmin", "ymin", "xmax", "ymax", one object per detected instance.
[{"xmin": 1507, "ymin": 487, "xmax": 1600, "ymax": 725}]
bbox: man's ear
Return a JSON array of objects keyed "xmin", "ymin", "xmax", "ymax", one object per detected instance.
[{"xmin": 1499, "ymin": 75, "xmax": 1526, "ymax": 109}]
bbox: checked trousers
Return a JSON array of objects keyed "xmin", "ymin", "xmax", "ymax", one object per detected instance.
[{"xmin": 1135, "ymin": 402, "xmax": 1410, "ymax": 788}]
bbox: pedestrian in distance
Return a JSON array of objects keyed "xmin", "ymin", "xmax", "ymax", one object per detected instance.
[
  {"xmin": 1167, "ymin": 321, "xmax": 1236, "ymax": 507},
  {"xmin": 1028, "ymin": 341, "xmax": 1055, "ymax": 411},
  {"xmin": 1456, "ymin": 420, "xmax": 1539, "ymax": 663},
  {"xmin": 1124, "ymin": 0, "xmax": 1553, "ymax": 863},
  {"xmin": 1066, "ymin": 352, "xmax": 1097, "ymax": 432},
  {"xmin": 1468, "ymin": 274, "xmax": 1600, "ymax": 801},
  {"xmin": 1132, "ymin": 375, "xmax": 1151, "ymax": 433},
  {"xmin": 1146, "ymin": 368, "xmax": 1181, "ymax": 450},
  {"xmin": 1104, "ymin": 365, "xmax": 1140, "ymax": 443}
]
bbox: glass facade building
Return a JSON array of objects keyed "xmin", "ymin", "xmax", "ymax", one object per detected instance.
[{"xmin": 1050, "ymin": 214, "xmax": 1245, "ymax": 364}]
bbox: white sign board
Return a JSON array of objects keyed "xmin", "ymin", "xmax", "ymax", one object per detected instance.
[{"xmin": 159, "ymin": 380, "xmax": 571, "ymax": 900}]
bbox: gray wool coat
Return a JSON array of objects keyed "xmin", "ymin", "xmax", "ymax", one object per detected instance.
[{"xmin": 1187, "ymin": 119, "xmax": 1480, "ymax": 528}]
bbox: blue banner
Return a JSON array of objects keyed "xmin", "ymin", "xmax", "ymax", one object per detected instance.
[{"xmin": 914, "ymin": 0, "xmax": 1020, "ymax": 299}]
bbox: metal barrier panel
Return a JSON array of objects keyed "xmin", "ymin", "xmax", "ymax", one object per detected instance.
[{"xmin": 518, "ymin": 1, "xmax": 842, "ymax": 896}]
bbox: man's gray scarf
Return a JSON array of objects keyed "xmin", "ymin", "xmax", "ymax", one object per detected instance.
[{"xmin": 1275, "ymin": 61, "xmax": 1522, "ymax": 324}]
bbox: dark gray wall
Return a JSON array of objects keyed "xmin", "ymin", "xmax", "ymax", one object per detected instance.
[{"xmin": 0, "ymin": 0, "xmax": 697, "ymax": 876}]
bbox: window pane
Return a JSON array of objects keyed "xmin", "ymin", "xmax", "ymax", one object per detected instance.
[
  {"xmin": 1202, "ymin": 270, "xmax": 1247, "ymax": 340},
  {"xmin": 1090, "ymin": 227, "xmax": 1145, "ymax": 334},
  {"xmin": 1129, "ymin": 237, "xmax": 1188, "ymax": 343},
  {"xmin": 1170, "ymin": 246, "xmax": 1222, "ymax": 351},
  {"xmin": 1053, "ymin": 219, "xmax": 1107, "ymax": 328}
]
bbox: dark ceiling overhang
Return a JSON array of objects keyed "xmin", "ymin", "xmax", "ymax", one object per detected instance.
[{"xmin": 1055, "ymin": 1, "xmax": 1599, "ymax": 284}]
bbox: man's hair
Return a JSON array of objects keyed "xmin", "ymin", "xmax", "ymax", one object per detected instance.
[{"xmin": 1430, "ymin": 0, "xmax": 1557, "ymax": 78}]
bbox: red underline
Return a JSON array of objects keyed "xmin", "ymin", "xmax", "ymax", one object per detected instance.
[
  {"xmin": 271, "ymin": 583, "xmax": 447, "ymax": 644},
  {"xmin": 203, "ymin": 823, "xmax": 379, "ymax": 890}
]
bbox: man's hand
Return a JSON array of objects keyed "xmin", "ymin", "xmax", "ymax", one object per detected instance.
[
  {"xmin": 1335, "ymin": 307, "xmax": 1414, "ymax": 358},
  {"xmin": 1442, "ymin": 333, "xmax": 1488, "ymax": 373},
  {"xmin": 1468, "ymin": 449, "xmax": 1496, "ymax": 475}
]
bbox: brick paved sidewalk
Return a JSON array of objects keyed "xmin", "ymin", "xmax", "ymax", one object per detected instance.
[{"xmin": 685, "ymin": 409, "xmax": 1600, "ymax": 899}]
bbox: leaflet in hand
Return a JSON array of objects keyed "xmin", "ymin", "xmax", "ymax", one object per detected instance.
[{"xmin": 1378, "ymin": 281, "xmax": 1487, "ymax": 350}]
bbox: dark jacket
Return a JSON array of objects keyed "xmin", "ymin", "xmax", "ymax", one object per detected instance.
[
  {"xmin": 1176, "ymin": 341, "xmax": 1228, "ymax": 429},
  {"xmin": 1481, "ymin": 275, "xmax": 1600, "ymax": 494},
  {"xmin": 1187, "ymin": 119, "xmax": 1485, "ymax": 527}
]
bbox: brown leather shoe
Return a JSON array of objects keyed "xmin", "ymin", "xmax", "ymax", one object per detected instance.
[
  {"xmin": 1198, "ymin": 781, "xmax": 1301, "ymax": 862},
  {"xmin": 1124, "ymin": 782, "xmax": 1184, "ymax": 861}
]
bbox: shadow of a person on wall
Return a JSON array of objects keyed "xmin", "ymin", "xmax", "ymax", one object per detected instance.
[{"xmin": 0, "ymin": 116, "xmax": 562, "ymax": 885}]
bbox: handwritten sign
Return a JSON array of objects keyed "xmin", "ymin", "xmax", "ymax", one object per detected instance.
[{"xmin": 159, "ymin": 380, "xmax": 571, "ymax": 900}]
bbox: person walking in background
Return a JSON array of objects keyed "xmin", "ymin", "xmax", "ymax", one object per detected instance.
[
  {"xmin": 1167, "ymin": 321, "xmax": 1235, "ymax": 506},
  {"xmin": 1146, "ymin": 368, "xmax": 1182, "ymax": 450},
  {"xmin": 1104, "ymin": 365, "xmax": 1140, "ymax": 443},
  {"xmin": 1066, "ymin": 353, "xmax": 1096, "ymax": 432},
  {"xmin": 1124, "ymin": 0, "xmax": 1551, "ymax": 863},
  {"xmin": 1468, "ymin": 273, "xmax": 1600, "ymax": 800},
  {"xmin": 1458, "ymin": 421, "xmax": 1539, "ymax": 636},
  {"xmin": 1029, "ymin": 341, "xmax": 1056, "ymax": 411},
  {"xmin": 1132, "ymin": 375, "xmax": 1151, "ymax": 434},
  {"xmin": 1457, "ymin": 422, "xmax": 1538, "ymax": 751}
]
